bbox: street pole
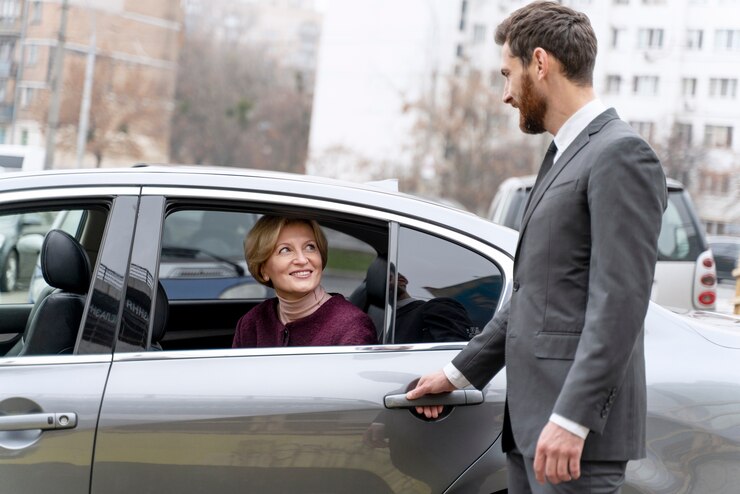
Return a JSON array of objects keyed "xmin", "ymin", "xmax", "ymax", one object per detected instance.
[
  {"xmin": 9, "ymin": 0, "xmax": 30, "ymax": 145},
  {"xmin": 76, "ymin": 12, "xmax": 96, "ymax": 168},
  {"xmin": 43, "ymin": 0, "xmax": 70, "ymax": 170}
]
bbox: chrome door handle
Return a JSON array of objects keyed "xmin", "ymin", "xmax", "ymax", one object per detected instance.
[
  {"xmin": 0, "ymin": 412, "xmax": 78, "ymax": 431},
  {"xmin": 384, "ymin": 389, "xmax": 484, "ymax": 409}
]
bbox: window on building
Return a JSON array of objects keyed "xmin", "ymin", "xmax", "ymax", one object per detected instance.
[
  {"xmin": 0, "ymin": 0, "xmax": 19, "ymax": 23},
  {"xmin": 26, "ymin": 45, "xmax": 37, "ymax": 66},
  {"xmin": 0, "ymin": 83, "xmax": 6, "ymax": 101},
  {"xmin": 472, "ymin": 24, "xmax": 486, "ymax": 44},
  {"xmin": 20, "ymin": 87, "xmax": 34, "ymax": 108},
  {"xmin": 611, "ymin": 27, "xmax": 625, "ymax": 48},
  {"xmin": 715, "ymin": 29, "xmax": 740, "ymax": 50},
  {"xmin": 629, "ymin": 121, "xmax": 655, "ymax": 141},
  {"xmin": 686, "ymin": 29, "xmax": 703, "ymax": 49},
  {"xmin": 31, "ymin": 1, "xmax": 41, "ymax": 24},
  {"xmin": 605, "ymin": 74, "xmax": 622, "ymax": 94},
  {"xmin": 613, "ymin": 0, "xmax": 629, "ymax": 4},
  {"xmin": 0, "ymin": 40, "xmax": 12, "ymax": 60},
  {"xmin": 0, "ymin": 127, "xmax": 6, "ymax": 144},
  {"xmin": 682, "ymin": 77, "xmax": 697, "ymax": 97},
  {"xmin": 633, "ymin": 75, "xmax": 659, "ymax": 95},
  {"xmin": 459, "ymin": 0, "xmax": 467, "ymax": 31},
  {"xmin": 675, "ymin": 123, "xmax": 693, "ymax": 146},
  {"xmin": 20, "ymin": 128, "xmax": 28, "ymax": 145},
  {"xmin": 704, "ymin": 125, "xmax": 733, "ymax": 148},
  {"xmin": 709, "ymin": 78, "xmax": 738, "ymax": 98},
  {"xmin": 637, "ymin": 28, "xmax": 665, "ymax": 49}
]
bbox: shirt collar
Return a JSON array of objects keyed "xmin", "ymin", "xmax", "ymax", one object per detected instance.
[{"xmin": 553, "ymin": 99, "xmax": 607, "ymax": 162}]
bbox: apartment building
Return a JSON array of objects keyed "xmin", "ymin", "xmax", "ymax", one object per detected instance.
[
  {"xmin": 0, "ymin": 0, "xmax": 183, "ymax": 167},
  {"xmin": 453, "ymin": 0, "xmax": 740, "ymax": 233}
]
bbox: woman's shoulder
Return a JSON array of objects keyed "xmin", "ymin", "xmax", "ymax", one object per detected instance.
[{"xmin": 237, "ymin": 298, "xmax": 278, "ymax": 326}]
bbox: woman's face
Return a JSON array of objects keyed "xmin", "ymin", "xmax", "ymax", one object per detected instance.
[{"xmin": 261, "ymin": 222, "xmax": 323, "ymax": 300}]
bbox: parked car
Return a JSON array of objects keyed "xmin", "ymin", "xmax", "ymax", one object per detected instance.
[
  {"xmin": 0, "ymin": 211, "xmax": 55, "ymax": 292},
  {"xmin": 708, "ymin": 235, "xmax": 740, "ymax": 284},
  {"xmin": 488, "ymin": 176, "xmax": 717, "ymax": 311},
  {"xmin": 0, "ymin": 167, "xmax": 739, "ymax": 494}
]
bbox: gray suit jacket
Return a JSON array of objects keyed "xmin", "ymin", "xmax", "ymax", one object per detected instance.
[{"xmin": 452, "ymin": 108, "xmax": 667, "ymax": 461}]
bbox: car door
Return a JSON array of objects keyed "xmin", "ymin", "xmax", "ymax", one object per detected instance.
[
  {"xmin": 92, "ymin": 190, "xmax": 512, "ymax": 493},
  {"xmin": 0, "ymin": 191, "xmax": 138, "ymax": 494}
]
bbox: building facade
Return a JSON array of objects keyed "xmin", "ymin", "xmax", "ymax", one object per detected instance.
[{"xmin": 0, "ymin": 0, "xmax": 183, "ymax": 167}]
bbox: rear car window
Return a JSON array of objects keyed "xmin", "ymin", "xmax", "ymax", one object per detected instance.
[{"xmin": 657, "ymin": 190, "xmax": 706, "ymax": 262}]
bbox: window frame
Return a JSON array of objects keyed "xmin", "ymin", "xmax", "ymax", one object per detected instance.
[{"xmin": 119, "ymin": 187, "xmax": 513, "ymax": 358}]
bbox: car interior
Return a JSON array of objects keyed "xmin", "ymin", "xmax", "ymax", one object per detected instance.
[{"xmin": 0, "ymin": 202, "xmax": 504, "ymax": 357}]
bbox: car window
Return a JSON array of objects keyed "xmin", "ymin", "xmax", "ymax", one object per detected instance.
[
  {"xmin": 0, "ymin": 210, "xmax": 55, "ymax": 301},
  {"xmin": 393, "ymin": 227, "xmax": 503, "ymax": 343},
  {"xmin": 657, "ymin": 190, "xmax": 705, "ymax": 262},
  {"xmin": 0, "ymin": 204, "xmax": 111, "ymax": 358},
  {"xmin": 148, "ymin": 206, "xmax": 383, "ymax": 352}
]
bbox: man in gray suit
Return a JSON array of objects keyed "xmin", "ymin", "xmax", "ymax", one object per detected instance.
[{"xmin": 406, "ymin": 1, "xmax": 667, "ymax": 492}]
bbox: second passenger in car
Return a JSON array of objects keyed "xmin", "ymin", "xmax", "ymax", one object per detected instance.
[{"xmin": 232, "ymin": 216, "xmax": 378, "ymax": 348}]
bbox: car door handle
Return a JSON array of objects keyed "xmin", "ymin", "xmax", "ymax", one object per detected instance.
[
  {"xmin": 0, "ymin": 412, "xmax": 78, "ymax": 431},
  {"xmin": 384, "ymin": 390, "xmax": 484, "ymax": 409}
]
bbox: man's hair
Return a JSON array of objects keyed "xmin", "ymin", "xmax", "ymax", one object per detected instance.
[{"xmin": 495, "ymin": 1, "xmax": 597, "ymax": 86}]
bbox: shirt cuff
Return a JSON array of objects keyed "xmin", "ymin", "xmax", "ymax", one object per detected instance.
[
  {"xmin": 550, "ymin": 413, "xmax": 589, "ymax": 439},
  {"xmin": 443, "ymin": 363, "xmax": 471, "ymax": 389}
]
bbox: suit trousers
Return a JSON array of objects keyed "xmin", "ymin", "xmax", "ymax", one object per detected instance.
[{"xmin": 507, "ymin": 448, "xmax": 627, "ymax": 494}]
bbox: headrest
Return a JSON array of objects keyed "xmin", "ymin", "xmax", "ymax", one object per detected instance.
[
  {"xmin": 150, "ymin": 282, "xmax": 169, "ymax": 346},
  {"xmin": 41, "ymin": 230, "xmax": 92, "ymax": 294},
  {"xmin": 365, "ymin": 256, "xmax": 388, "ymax": 307}
]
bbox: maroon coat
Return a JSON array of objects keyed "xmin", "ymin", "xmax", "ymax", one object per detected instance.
[{"xmin": 232, "ymin": 294, "xmax": 378, "ymax": 348}]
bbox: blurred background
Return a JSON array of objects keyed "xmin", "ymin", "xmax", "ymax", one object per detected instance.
[{"xmin": 0, "ymin": 0, "xmax": 737, "ymax": 306}]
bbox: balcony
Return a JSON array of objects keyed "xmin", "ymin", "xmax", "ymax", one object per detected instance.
[{"xmin": 0, "ymin": 17, "xmax": 22, "ymax": 36}]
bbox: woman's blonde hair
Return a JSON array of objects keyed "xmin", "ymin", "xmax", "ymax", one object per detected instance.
[{"xmin": 245, "ymin": 216, "xmax": 328, "ymax": 287}]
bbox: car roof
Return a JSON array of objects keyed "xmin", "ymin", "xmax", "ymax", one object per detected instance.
[
  {"xmin": 496, "ymin": 174, "xmax": 684, "ymax": 192},
  {"xmin": 0, "ymin": 165, "xmax": 518, "ymax": 257}
]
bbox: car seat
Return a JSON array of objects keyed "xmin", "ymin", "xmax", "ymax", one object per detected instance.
[{"xmin": 10, "ymin": 229, "xmax": 91, "ymax": 356}]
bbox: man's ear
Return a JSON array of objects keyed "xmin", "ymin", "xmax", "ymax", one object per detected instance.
[{"xmin": 532, "ymin": 47, "xmax": 549, "ymax": 81}]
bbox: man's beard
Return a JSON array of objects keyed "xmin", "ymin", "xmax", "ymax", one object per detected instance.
[{"xmin": 518, "ymin": 73, "xmax": 547, "ymax": 134}]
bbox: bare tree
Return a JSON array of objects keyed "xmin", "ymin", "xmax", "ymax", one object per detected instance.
[
  {"xmin": 169, "ymin": 30, "xmax": 312, "ymax": 172},
  {"xmin": 402, "ymin": 67, "xmax": 537, "ymax": 214},
  {"xmin": 652, "ymin": 122, "xmax": 706, "ymax": 194},
  {"xmin": 33, "ymin": 56, "xmax": 168, "ymax": 167}
]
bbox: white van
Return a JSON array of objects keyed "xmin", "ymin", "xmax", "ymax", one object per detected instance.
[
  {"xmin": 488, "ymin": 176, "xmax": 717, "ymax": 311},
  {"xmin": 0, "ymin": 145, "xmax": 45, "ymax": 173}
]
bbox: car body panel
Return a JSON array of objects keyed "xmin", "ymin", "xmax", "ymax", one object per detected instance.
[{"xmin": 93, "ymin": 348, "xmax": 507, "ymax": 493}]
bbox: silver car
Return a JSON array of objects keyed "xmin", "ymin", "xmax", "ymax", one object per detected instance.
[{"xmin": 0, "ymin": 167, "xmax": 738, "ymax": 494}]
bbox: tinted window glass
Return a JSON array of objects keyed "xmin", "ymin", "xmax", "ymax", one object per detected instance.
[
  {"xmin": 657, "ymin": 190, "xmax": 704, "ymax": 261},
  {"xmin": 394, "ymin": 227, "xmax": 503, "ymax": 343}
]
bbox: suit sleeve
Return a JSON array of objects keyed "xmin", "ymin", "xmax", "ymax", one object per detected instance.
[
  {"xmin": 450, "ymin": 299, "xmax": 509, "ymax": 389},
  {"xmin": 552, "ymin": 134, "xmax": 666, "ymax": 433}
]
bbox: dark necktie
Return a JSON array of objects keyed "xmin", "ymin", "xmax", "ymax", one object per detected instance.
[
  {"xmin": 523, "ymin": 141, "xmax": 558, "ymax": 214},
  {"xmin": 532, "ymin": 141, "xmax": 558, "ymax": 195}
]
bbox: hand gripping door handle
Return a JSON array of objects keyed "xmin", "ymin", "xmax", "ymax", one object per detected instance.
[
  {"xmin": 0, "ymin": 413, "xmax": 78, "ymax": 431},
  {"xmin": 384, "ymin": 390, "xmax": 484, "ymax": 409}
]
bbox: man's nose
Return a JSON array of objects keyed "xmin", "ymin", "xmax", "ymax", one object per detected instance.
[{"xmin": 502, "ymin": 85, "xmax": 512, "ymax": 104}]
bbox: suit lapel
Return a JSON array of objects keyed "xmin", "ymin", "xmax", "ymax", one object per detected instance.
[{"xmin": 515, "ymin": 108, "xmax": 620, "ymax": 259}]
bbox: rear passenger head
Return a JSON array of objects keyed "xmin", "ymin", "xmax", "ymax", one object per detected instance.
[{"xmin": 244, "ymin": 216, "xmax": 328, "ymax": 288}]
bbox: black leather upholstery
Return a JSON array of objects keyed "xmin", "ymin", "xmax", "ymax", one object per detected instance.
[
  {"xmin": 18, "ymin": 230, "xmax": 92, "ymax": 356},
  {"xmin": 150, "ymin": 282, "xmax": 169, "ymax": 349},
  {"xmin": 42, "ymin": 229, "xmax": 91, "ymax": 294},
  {"xmin": 348, "ymin": 256, "xmax": 387, "ymax": 336}
]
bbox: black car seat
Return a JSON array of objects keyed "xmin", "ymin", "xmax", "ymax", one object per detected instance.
[
  {"xmin": 149, "ymin": 281, "xmax": 169, "ymax": 350},
  {"xmin": 348, "ymin": 256, "xmax": 388, "ymax": 337},
  {"xmin": 12, "ymin": 229, "xmax": 91, "ymax": 356}
]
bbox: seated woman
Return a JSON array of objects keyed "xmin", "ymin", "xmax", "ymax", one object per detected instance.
[{"xmin": 232, "ymin": 216, "xmax": 378, "ymax": 348}]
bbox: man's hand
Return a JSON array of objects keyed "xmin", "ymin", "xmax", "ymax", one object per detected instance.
[
  {"xmin": 405, "ymin": 370, "xmax": 457, "ymax": 419},
  {"xmin": 533, "ymin": 421, "xmax": 585, "ymax": 485}
]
